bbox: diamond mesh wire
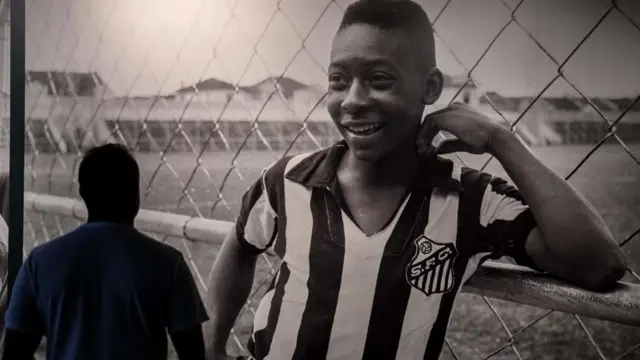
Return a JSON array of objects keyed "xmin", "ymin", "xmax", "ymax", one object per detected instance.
[{"xmin": 4, "ymin": 0, "xmax": 640, "ymax": 358}]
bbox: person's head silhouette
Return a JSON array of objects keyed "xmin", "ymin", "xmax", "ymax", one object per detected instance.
[{"xmin": 78, "ymin": 143, "xmax": 140, "ymax": 225}]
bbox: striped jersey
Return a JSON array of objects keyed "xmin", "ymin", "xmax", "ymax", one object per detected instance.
[{"xmin": 235, "ymin": 141, "xmax": 540, "ymax": 360}]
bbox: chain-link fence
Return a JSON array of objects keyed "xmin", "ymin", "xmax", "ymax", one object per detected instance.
[{"xmin": 6, "ymin": 0, "xmax": 640, "ymax": 359}]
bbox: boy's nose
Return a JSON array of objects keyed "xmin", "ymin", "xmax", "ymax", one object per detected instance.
[{"xmin": 341, "ymin": 80, "xmax": 371, "ymax": 115}]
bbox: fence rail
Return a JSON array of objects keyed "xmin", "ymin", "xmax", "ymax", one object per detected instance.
[{"xmin": 25, "ymin": 192, "xmax": 640, "ymax": 328}]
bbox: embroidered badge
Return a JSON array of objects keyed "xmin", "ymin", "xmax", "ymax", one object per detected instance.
[{"xmin": 406, "ymin": 235, "xmax": 458, "ymax": 296}]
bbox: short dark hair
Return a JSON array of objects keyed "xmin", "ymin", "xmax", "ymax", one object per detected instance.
[
  {"xmin": 78, "ymin": 143, "xmax": 140, "ymax": 217},
  {"xmin": 338, "ymin": 0, "xmax": 436, "ymax": 68}
]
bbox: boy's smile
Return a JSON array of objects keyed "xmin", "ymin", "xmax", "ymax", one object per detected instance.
[
  {"xmin": 340, "ymin": 114, "xmax": 389, "ymax": 148},
  {"xmin": 342, "ymin": 122, "xmax": 385, "ymax": 137}
]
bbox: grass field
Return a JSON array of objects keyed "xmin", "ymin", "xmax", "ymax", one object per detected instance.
[{"xmin": 24, "ymin": 143, "xmax": 640, "ymax": 360}]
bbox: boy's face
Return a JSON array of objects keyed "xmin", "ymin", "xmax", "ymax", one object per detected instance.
[{"xmin": 327, "ymin": 23, "xmax": 431, "ymax": 163}]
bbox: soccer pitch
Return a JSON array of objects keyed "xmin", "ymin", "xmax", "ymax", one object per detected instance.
[{"xmin": 25, "ymin": 144, "xmax": 640, "ymax": 359}]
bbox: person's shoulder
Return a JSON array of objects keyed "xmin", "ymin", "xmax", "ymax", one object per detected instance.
[
  {"xmin": 100, "ymin": 226, "xmax": 187, "ymax": 270},
  {"xmin": 446, "ymin": 161, "xmax": 515, "ymax": 198},
  {"xmin": 430, "ymin": 156, "xmax": 488, "ymax": 186},
  {"xmin": 263, "ymin": 150, "xmax": 320, "ymax": 176},
  {"xmin": 126, "ymin": 229, "xmax": 185, "ymax": 266},
  {"xmin": 129, "ymin": 228, "xmax": 180, "ymax": 252},
  {"xmin": 260, "ymin": 149, "xmax": 320, "ymax": 187},
  {"xmin": 36, "ymin": 225, "xmax": 86, "ymax": 247},
  {"xmin": 26, "ymin": 229, "xmax": 80, "ymax": 262},
  {"xmin": 429, "ymin": 156, "xmax": 495, "ymax": 193}
]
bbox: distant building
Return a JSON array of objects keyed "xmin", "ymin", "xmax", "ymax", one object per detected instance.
[
  {"xmin": 174, "ymin": 78, "xmax": 238, "ymax": 103},
  {"xmin": 245, "ymin": 77, "xmax": 308, "ymax": 100},
  {"xmin": 174, "ymin": 76, "xmax": 325, "ymax": 106},
  {"xmin": 478, "ymin": 92, "xmax": 640, "ymax": 115},
  {"xmin": 26, "ymin": 70, "xmax": 111, "ymax": 98},
  {"xmin": 25, "ymin": 70, "xmax": 113, "ymax": 153}
]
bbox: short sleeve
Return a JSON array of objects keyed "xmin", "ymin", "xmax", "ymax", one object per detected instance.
[
  {"xmin": 4, "ymin": 256, "xmax": 45, "ymax": 336},
  {"xmin": 166, "ymin": 256, "xmax": 209, "ymax": 333},
  {"xmin": 475, "ymin": 175, "xmax": 541, "ymax": 270},
  {"xmin": 0, "ymin": 215, "xmax": 8, "ymax": 273},
  {"xmin": 235, "ymin": 168, "xmax": 278, "ymax": 254},
  {"xmin": 0, "ymin": 214, "xmax": 8, "ymax": 248}
]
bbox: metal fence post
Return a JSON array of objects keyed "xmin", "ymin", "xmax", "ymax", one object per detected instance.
[{"xmin": 7, "ymin": 0, "xmax": 25, "ymax": 300}]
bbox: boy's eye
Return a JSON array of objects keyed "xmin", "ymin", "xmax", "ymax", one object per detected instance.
[
  {"xmin": 328, "ymin": 74, "xmax": 349, "ymax": 90},
  {"xmin": 329, "ymin": 74, "xmax": 346, "ymax": 83},
  {"xmin": 369, "ymin": 73, "xmax": 395, "ymax": 88},
  {"xmin": 370, "ymin": 73, "xmax": 390, "ymax": 81}
]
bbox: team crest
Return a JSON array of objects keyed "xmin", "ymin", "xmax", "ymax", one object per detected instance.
[{"xmin": 406, "ymin": 236, "xmax": 458, "ymax": 296}]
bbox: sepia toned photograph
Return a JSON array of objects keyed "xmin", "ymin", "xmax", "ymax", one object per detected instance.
[{"xmin": 0, "ymin": 0, "xmax": 638, "ymax": 359}]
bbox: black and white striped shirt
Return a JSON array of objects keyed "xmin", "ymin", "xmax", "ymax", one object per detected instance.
[{"xmin": 235, "ymin": 141, "xmax": 540, "ymax": 360}]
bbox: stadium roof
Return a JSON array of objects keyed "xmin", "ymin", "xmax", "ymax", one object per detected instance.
[
  {"xmin": 174, "ymin": 76, "xmax": 315, "ymax": 100},
  {"xmin": 243, "ymin": 77, "xmax": 311, "ymax": 99},
  {"xmin": 25, "ymin": 70, "xmax": 638, "ymax": 114},
  {"xmin": 480, "ymin": 91, "xmax": 639, "ymax": 113},
  {"xmin": 26, "ymin": 70, "xmax": 108, "ymax": 97},
  {"xmin": 175, "ymin": 78, "xmax": 236, "ymax": 93}
]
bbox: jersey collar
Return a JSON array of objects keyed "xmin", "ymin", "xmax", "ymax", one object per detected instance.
[{"xmin": 285, "ymin": 140, "xmax": 464, "ymax": 193}]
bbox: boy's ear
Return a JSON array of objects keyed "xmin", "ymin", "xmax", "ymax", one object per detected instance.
[{"xmin": 422, "ymin": 68, "xmax": 444, "ymax": 106}]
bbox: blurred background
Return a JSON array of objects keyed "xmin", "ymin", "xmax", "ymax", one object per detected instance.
[{"xmin": 1, "ymin": 0, "xmax": 639, "ymax": 359}]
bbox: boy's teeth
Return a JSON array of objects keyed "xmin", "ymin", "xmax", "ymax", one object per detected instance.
[{"xmin": 348, "ymin": 124, "xmax": 381, "ymax": 133}]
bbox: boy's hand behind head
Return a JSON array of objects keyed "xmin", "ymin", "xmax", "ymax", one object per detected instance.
[{"xmin": 417, "ymin": 102, "xmax": 513, "ymax": 157}]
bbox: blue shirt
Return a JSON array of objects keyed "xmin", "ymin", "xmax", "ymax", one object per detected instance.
[{"xmin": 5, "ymin": 222, "xmax": 209, "ymax": 360}]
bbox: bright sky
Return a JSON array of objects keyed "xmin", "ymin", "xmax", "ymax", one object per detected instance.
[{"xmin": 24, "ymin": 0, "xmax": 640, "ymax": 98}]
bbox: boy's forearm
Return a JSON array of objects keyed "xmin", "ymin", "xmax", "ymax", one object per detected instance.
[
  {"xmin": 203, "ymin": 234, "xmax": 257, "ymax": 357},
  {"xmin": 488, "ymin": 128, "xmax": 626, "ymax": 284},
  {"xmin": 488, "ymin": 128, "xmax": 592, "ymax": 224},
  {"xmin": 204, "ymin": 271, "xmax": 254, "ymax": 354}
]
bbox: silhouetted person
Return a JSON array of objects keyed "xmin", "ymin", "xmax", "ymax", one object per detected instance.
[{"xmin": 3, "ymin": 144, "xmax": 209, "ymax": 360}]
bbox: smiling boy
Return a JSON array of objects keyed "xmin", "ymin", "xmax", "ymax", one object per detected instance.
[{"xmin": 203, "ymin": 1, "xmax": 627, "ymax": 359}]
